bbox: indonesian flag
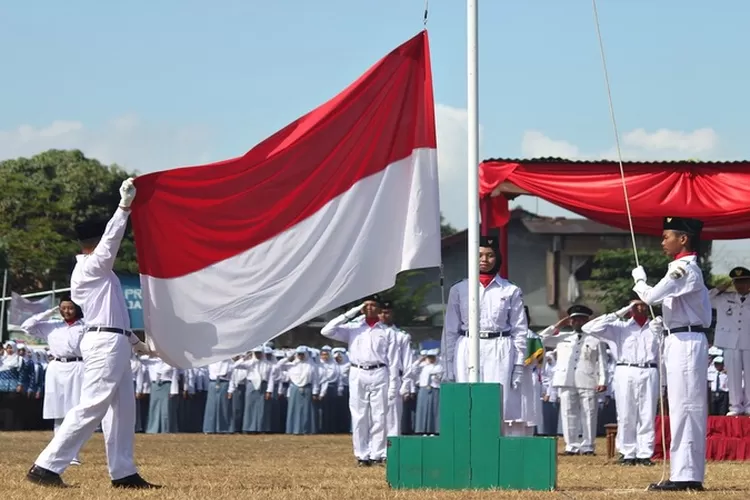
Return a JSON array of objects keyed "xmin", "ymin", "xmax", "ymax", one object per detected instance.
[{"xmin": 130, "ymin": 31, "xmax": 441, "ymax": 368}]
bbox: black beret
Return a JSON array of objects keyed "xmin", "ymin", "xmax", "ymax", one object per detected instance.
[
  {"xmin": 730, "ymin": 267, "xmax": 750, "ymax": 280},
  {"xmin": 381, "ymin": 300, "xmax": 394, "ymax": 310},
  {"xmin": 567, "ymin": 304, "xmax": 593, "ymax": 318},
  {"xmin": 362, "ymin": 294, "xmax": 384, "ymax": 306},
  {"xmin": 74, "ymin": 219, "xmax": 108, "ymax": 241},
  {"xmin": 663, "ymin": 216, "xmax": 703, "ymax": 236},
  {"xmin": 479, "ymin": 235, "xmax": 499, "ymax": 252}
]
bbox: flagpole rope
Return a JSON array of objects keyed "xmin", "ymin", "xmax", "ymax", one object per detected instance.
[
  {"xmin": 423, "ymin": 0, "xmax": 429, "ymax": 26},
  {"xmin": 590, "ymin": 0, "xmax": 668, "ymax": 486}
]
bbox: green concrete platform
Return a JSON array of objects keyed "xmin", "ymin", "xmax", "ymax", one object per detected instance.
[{"xmin": 386, "ymin": 383, "xmax": 557, "ymax": 490}]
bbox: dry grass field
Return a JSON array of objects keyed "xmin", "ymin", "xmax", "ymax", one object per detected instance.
[{"xmin": 1, "ymin": 432, "xmax": 749, "ymax": 499}]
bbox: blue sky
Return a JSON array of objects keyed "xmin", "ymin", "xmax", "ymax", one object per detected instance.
[{"xmin": 2, "ymin": 1, "xmax": 748, "ymax": 273}]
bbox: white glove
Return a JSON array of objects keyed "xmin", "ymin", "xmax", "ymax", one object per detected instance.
[
  {"xmin": 649, "ymin": 316, "xmax": 664, "ymax": 336},
  {"xmin": 132, "ymin": 339, "xmax": 151, "ymax": 356},
  {"xmin": 388, "ymin": 387, "xmax": 397, "ymax": 400},
  {"xmin": 615, "ymin": 304, "xmax": 632, "ymax": 319},
  {"xmin": 344, "ymin": 303, "xmax": 365, "ymax": 320},
  {"xmin": 512, "ymin": 365, "xmax": 523, "ymax": 389},
  {"xmin": 631, "ymin": 266, "xmax": 647, "ymax": 283},
  {"xmin": 119, "ymin": 177, "xmax": 136, "ymax": 208}
]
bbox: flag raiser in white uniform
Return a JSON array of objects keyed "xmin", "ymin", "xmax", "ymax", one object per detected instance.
[
  {"xmin": 632, "ymin": 215, "xmax": 711, "ymax": 492},
  {"xmin": 27, "ymin": 179, "xmax": 159, "ymax": 489}
]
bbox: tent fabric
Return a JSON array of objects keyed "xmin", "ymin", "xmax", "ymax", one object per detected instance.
[{"xmin": 479, "ymin": 159, "xmax": 750, "ymax": 240}]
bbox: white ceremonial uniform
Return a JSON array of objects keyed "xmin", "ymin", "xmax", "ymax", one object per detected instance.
[
  {"xmin": 34, "ymin": 208, "xmax": 141, "ymax": 480},
  {"xmin": 708, "ymin": 288, "xmax": 750, "ymax": 415},
  {"xmin": 582, "ymin": 311, "xmax": 661, "ymax": 460},
  {"xmin": 539, "ymin": 327, "xmax": 607, "ymax": 453},
  {"xmin": 441, "ymin": 275, "xmax": 528, "ymax": 426},
  {"xmin": 20, "ymin": 311, "xmax": 86, "ymax": 422},
  {"xmin": 386, "ymin": 328, "xmax": 411, "ymax": 437},
  {"xmin": 634, "ymin": 254, "xmax": 711, "ymax": 483},
  {"xmin": 322, "ymin": 313, "xmax": 399, "ymax": 462}
]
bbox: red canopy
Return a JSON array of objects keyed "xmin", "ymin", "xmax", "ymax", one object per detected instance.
[{"xmin": 479, "ymin": 158, "xmax": 750, "ymax": 240}]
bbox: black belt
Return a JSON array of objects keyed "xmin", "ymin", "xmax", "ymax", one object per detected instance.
[
  {"xmin": 52, "ymin": 356, "xmax": 83, "ymax": 363},
  {"xmin": 667, "ymin": 325, "xmax": 709, "ymax": 335},
  {"xmin": 460, "ymin": 330, "xmax": 511, "ymax": 339},
  {"xmin": 87, "ymin": 326, "xmax": 132, "ymax": 337},
  {"xmin": 153, "ymin": 381, "xmax": 171, "ymax": 385},
  {"xmin": 351, "ymin": 363, "xmax": 386, "ymax": 370},
  {"xmin": 616, "ymin": 362, "xmax": 658, "ymax": 369}
]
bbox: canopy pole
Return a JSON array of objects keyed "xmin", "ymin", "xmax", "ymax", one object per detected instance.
[{"xmin": 467, "ymin": 0, "xmax": 480, "ymax": 383}]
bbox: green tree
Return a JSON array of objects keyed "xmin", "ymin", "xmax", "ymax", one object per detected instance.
[
  {"xmin": 584, "ymin": 247, "xmax": 716, "ymax": 312},
  {"xmin": 0, "ymin": 149, "xmax": 138, "ymax": 293},
  {"xmin": 338, "ymin": 271, "xmax": 436, "ymax": 326},
  {"xmin": 440, "ymin": 214, "xmax": 458, "ymax": 238}
]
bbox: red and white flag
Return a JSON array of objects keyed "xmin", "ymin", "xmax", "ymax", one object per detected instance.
[{"xmin": 131, "ymin": 31, "xmax": 441, "ymax": 368}]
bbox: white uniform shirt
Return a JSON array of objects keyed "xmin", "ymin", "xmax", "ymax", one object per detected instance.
[
  {"xmin": 539, "ymin": 328, "xmax": 607, "ymax": 390},
  {"xmin": 20, "ymin": 312, "xmax": 86, "ymax": 359},
  {"xmin": 71, "ymin": 208, "xmax": 131, "ymax": 330},
  {"xmin": 442, "ymin": 275, "xmax": 528, "ymax": 375},
  {"xmin": 235, "ymin": 356, "xmax": 276, "ymax": 393},
  {"xmin": 143, "ymin": 357, "xmax": 179, "ymax": 395},
  {"xmin": 207, "ymin": 360, "xmax": 233, "ymax": 381},
  {"xmin": 709, "ymin": 289, "xmax": 750, "ymax": 350},
  {"xmin": 276, "ymin": 358, "xmax": 320, "ymax": 395},
  {"xmin": 581, "ymin": 313, "xmax": 660, "ymax": 366},
  {"xmin": 413, "ymin": 360, "xmax": 443, "ymax": 389},
  {"xmin": 321, "ymin": 316, "xmax": 399, "ymax": 392},
  {"xmin": 633, "ymin": 254, "xmax": 711, "ymax": 329}
]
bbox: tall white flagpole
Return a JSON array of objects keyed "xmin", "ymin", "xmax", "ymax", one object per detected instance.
[
  {"xmin": 467, "ymin": 0, "xmax": 480, "ymax": 383},
  {"xmin": 0, "ymin": 269, "xmax": 8, "ymax": 336}
]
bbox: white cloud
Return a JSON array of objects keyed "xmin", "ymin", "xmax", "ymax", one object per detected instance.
[
  {"xmin": 521, "ymin": 127, "xmax": 720, "ymax": 162},
  {"xmin": 521, "ymin": 131, "xmax": 582, "ymax": 159},
  {"xmin": 623, "ymin": 128, "xmax": 718, "ymax": 154},
  {"xmin": 0, "ymin": 114, "xmax": 214, "ymax": 174}
]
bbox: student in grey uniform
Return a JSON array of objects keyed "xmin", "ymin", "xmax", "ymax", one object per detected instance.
[
  {"xmin": 228, "ymin": 355, "xmax": 248, "ymax": 434},
  {"xmin": 143, "ymin": 356, "xmax": 179, "ymax": 434},
  {"xmin": 203, "ymin": 359, "xmax": 233, "ymax": 434},
  {"xmin": 278, "ymin": 346, "xmax": 319, "ymax": 435},
  {"xmin": 413, "ymin": 349, "xmax": 442, "ymax": 435}
]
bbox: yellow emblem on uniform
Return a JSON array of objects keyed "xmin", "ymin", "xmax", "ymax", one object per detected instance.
[
  {"xmin": 666, "ymin": 217, "xmax": 672, "ymax": 222},
  {"xmin": 734, "ymin": 269, "xmax": 742, "ymax": 277}
]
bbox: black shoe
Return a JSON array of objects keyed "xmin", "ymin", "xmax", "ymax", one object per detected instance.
[
  {"xmin": 373, "ymin": 458, "xmax": 386, "ymax": 466},
  {"xmin": 111, "ymin": 473, "xmax": 161, "ymax": 489},
  {"xmin": 581, "ymin": 451, "xmax": 596, "ymax": 456},
  {"xmin": 357, "ymin": 459, "xmax": 372, "ymax": 467},
  {"xmin": 648, "ymin": 480, "xmax": 704, "ymax": 491},
  {"xmin": 26, "ymin": 465, "xmax": 65, "ymax": 487},
  {"xmin": 637, "ymin": 458, "xmax": 655, "ymax": 467},
  {"xmin": 559, "ymin": 451, "xmax": 578, "ymax": 456},
  {"xmin": 618, "ymin": 458, "xmax": 636, "ymax": 466}
]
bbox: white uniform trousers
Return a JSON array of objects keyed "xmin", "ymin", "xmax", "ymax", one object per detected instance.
[
  {"xmin": 613, "ymin": 365, "xmax": 659, "ymax": 459},
  {"xmin": 349, "ymin": 366, "xmax": 388, "ymax": 461},
  {"xmin": 455, "ymin": 335, "xmax": 522, "ymax": 433},
  {"xmin": 386, "ymin": 382, "xmax": 403, "ymax": 437},
  {"xmin": 558, "ymin": 387, "xmax": 597, "ymax": 453},
  {"xmin": 35, "ymin": 332, "xmax": 137, "ymax": 480},
  {"xmin": 664, "ymin": 331, "xmax": 708, "ymax": 483},
  {"xmin": 722, "ymin": 348, "xmax": 750, "ymax": 414}
]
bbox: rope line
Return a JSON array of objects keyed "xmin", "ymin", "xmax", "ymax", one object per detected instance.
[{"xmin": 590, "ymin": 0, "xmax": 668, "ymax": 486}]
